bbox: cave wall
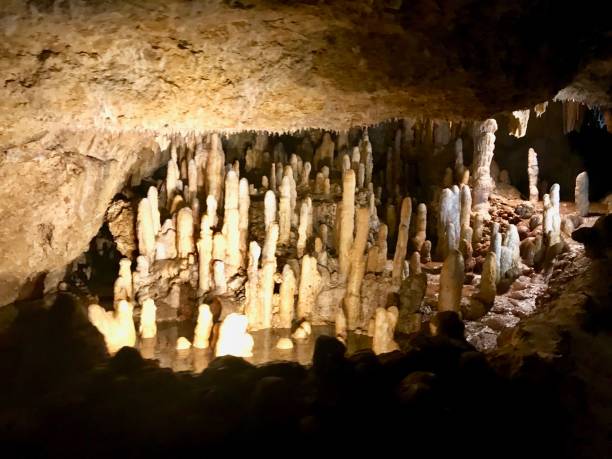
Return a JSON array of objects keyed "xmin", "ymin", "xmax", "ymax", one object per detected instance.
[{"xmin": 0, "ymin": 131, "xmax": 164, "ymax": 306}]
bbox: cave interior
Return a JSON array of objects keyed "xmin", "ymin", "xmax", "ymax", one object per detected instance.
[{"xmin": 0, "ymin": 1, "xmax": 611, "ymax": 457}]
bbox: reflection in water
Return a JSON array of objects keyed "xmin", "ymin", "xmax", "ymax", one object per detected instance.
[{"xmin": 136, "ymin": 321, "xmax": 373, "ymax": 373}]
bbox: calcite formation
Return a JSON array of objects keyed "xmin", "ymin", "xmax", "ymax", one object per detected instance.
[
  {"xmin": 528, "ymin": 148, "xmax": 540, "ymax": 202},
  {"xmin": 139, "ymin": 298, "xmax": 157, "ymax": 339},
  {"xmin": 193, "ymin": 304, "xmax": 213, "ymax": 349},
  {"xmin": 575, "ymin": 172, "xmax": 589, "ymax": 217},
  {"xmin": 472, "ymin": 119, "xmax": 498, "ymax": 216},
  {"xmin": 88, "ymin": 300, "xmax": 136, "ymax": 355},
  {"xmin": 215, "ymin": 313, "xmax": 254, "ymax": 358},
  {"xmin": 438, "ymin": 250, "xmax": 465, "ymax": 313}
]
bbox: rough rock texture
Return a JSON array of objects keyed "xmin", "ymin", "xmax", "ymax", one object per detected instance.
[
  {"xmin": 0, "ymin": 130, "xmax": 163, "ymax": 305},
  {"xmin": 0, "ymin": 0, "xmax": 610, "ymax": 145}
]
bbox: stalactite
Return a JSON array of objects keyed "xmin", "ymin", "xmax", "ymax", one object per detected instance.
[
  {"xmin": 562, "ymin": 101, "xmax": 585, "ymax": 134},
  {"xmin": 166, "ymin": 155, "xmax": 180, "ymax": 208},
  {"xmin": 187, "ymin": 159, "xmax": 198, "ymax": 204},
  {"xmin": 508, "ymin": 109, "xmax": 530, "ymax": 138},
  {"xmin": 534, "ymin": 101, "xmax": 548, "ymax": 117}
]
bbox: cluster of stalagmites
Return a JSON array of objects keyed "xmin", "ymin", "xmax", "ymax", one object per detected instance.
[{"xmin": 89, "ymin": 120, "xmax": 591, "ymax": 359}]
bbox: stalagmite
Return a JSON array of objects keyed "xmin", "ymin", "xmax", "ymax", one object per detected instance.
[
  {"xmin": 139, "ymin": 298, "xmax": 157, "ymax": 339},
  {"xmin": 575, "ymin": 172, "xmax": 589, "ymax": 217},
  {"xmin": 301, "ymin": 161, "xmax": 312, "ymax": 187},
  {"xmin": 297, "ymin": 254, "xmax": 321, "ymax": 321},
  {"xmin": 193, "ymin": 304, "xmax": 213, "ymax": 349},
  {"xmin": 421, "ymin": 240, "xmax": 432, "ymax": 263},
  {"xmin": 314, "ymin": 172, "xmax": 325, "ymax": 193},
  {"xmin": 438, "ymin": 250, "xmax": 464, "ymax": 313},
  {"xmin": 213, "ymin": 260, "xmax": 227, "ymax": 294},
  {"xmin": 170, "ymin": 195, "xmax": 185, "ymax": 214},
  {"xmin": 166, "ymin": 156, "xmax": 180, "ymax": 208},
  {"xmin": 212, "ymin": 233, "xmax": 227, "ymax": 293},
  {"xmin": 372, "ymin": 307, "xmax": 399, "ymax": 355},
  {"xmin": 459, "ymin": 185, "xmax": 472, "ymax": 230},
  {"xmin": 412, "ymin": 203, "xmax": 427, "ymax": 252},
  {"xmin": 438, "ymin": 187, "xmax": 460, "ymax": 259},
  {"xmin": 202, "ymin": 195, "xmax": 217, "ymax": 229},
  {"xmin": 297, "ymin": 200, "xmax": 309, "ymax": 258},
  {"xmin": 528, "ymin": 148, "xmax": 539, "ymax": 202},
  {"xmin": 270, "ymin": 163, "xmax": 277, "ymax": 192},
  {"xmin": 245, "ymin": 241, "xmax": 261, "ymax": 329},
  {"xmin": 392, "ymin": 197, "xmax": 412, "ymax": 282},
  {"xmin": 261, "ymin": 223, "xmax": 279, "ymax": 329},
  {"xmin": 338, "ymin": 169, "xmax": 356, "ymax": 277},
  {"xmin": 410, "ymin": 251, "xmax": 421, "ymax": 274},
  {"xmin": 376, "ymin": 224, "xmax": 388, "ymax": 272},
  {"xmin": 132, "ymin": 256, "xmax": 150, "ymax": 302},
  {"xmin": 335, "ymin": 308, "xmax": 347, "ymax": 343},
  {"xmin": 147, "ymin": 186, "xmax": 161, "ymax": 235},
  {"xmin": 206, "ymin": 133, "xmax": 225, "ymax": 205},
  {"xmin": 351, "ymin": 146, "xmax": 360, "ymax": 174},
  {"xmin": 454, "ymin": 138, "xmax": 464, "ymax": 181},
  {"xmin": 113, "ymin": 258, "xmax": 133, "ymax": 304},
  {"xmin": 215, "ymin": 313, "xmax": 254, "ymax": 358},
  {"xmin": 176, "ymin": 207, "xmax": 195, "ymax": 258},
  {"xmin": 137, "ymin": 198, "xmax": 156, "ymax": 262},
  {"xmin": 238, "ymin": 178, "xmax": 250, "ymax": 259},
  {"xmin": 264, "ymin": 190, "xmax": 277, "ymax": 231},
  {"xmin": 88, "ymin": 300, "xmax": 136, "ymax": 355},
  {"xmin": 344, "ymin": 208, "xmax": 370, "ymax": 329},
  {"xmin": 472, "ymin": 119, "xmax": 497, "ymax": 216},
  {"xmin": 509, "ymin": 109, "xmax": 530, "ymax": 138},
  {"xmin": 197, "ymin": 214, "xmax": 214, "ymax": 294},
  {"xmin": 187, "ymin": 159, "xmax": 198, "ymax": 204},
  {"xmin": 278, "ymin": 176, "xmax": 292, "ymax": 245},
  {"xmin": 279, "ymin": 264, "xmax": 296, "ymax": 328},
  {"xmin": 478, "ymin": 252, "xmax": 497, "ymax": 305},
  {"xmin": 314, "ymin": 132, "xmax": 335, "ymax": 171}
]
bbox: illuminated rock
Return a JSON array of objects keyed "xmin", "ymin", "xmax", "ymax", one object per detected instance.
[
  {"xmin": 344, "ymin": 208, "xmax": 369, "ymax": 329},
  {"xmin": 137, "ymin": 198, "xmax": 156, "ymax": 262},
  {"xmin": 276, "ymin": 337, "xmax": 294, "ymax": 350},
  {"xmin": 206, "ymin": 133, "xmax": 225, "ymax": 206},
  {"xmin": 528, "ymin": 148, "xmax": 539, "ymax": 202},
  {"xmin": 338, "ymin": 169, "xmax": 356, "ymax": 278},
  {"xmin": 412, "ymin": 203, "xmax": 427, "ymax": 252},
  {"xmin": 197, "ymin": 214, "xmax": 214, "ymax": 294},
  {"xmin": 575, "ymin": 171, "xmax": 589, "ymax": 217},
  {"xmin": 372, "ymin": 306, "xmax": 399, "ymax": 355},
  {"xmin": 193, "ymin": 304, "xmax": 213, "ymax": 349},
  {"xmin": 472, "ymin": 119, "xmax": 497, "ymax": 216},
  {"xmin": 245, "ymin": 241, "xmax": 262, "ymax": 330},
  {"xmin": 113, "ymin": 257, "xmax": 133, "ymax": 304},
  {"xmin": 392, "ymin": 197, "xmax": 412, "ymax": 283},
  {"xmin": 438, "ymin": 249, "xmax": 464, "ymax": 313},
  {"xmin": 176, "ymin": 207, "xmax": 194, "ymax": 258},
  {"xmin": 88, "ymin": 300, "xmax": 136, "ymax": 355},
  {"xmin": 279, "ymin": 175, "xmax": 292, "ymax": 245},
  {"xmin": 261, "ymin": 223, "xmax": 279, "ymax": 328},
  {"xmin": 216, "ymin": 313, "xmax": 254, "ymax": 358},
  {"xmin": 279, "ymin": 264, "xmax": 296, "ymax": 329},
  {"xmin": 176, "ymin": 336, "xmax": 191, "ymax": 350},
  {"xmin": 139, "ymin": 298, "xmax": 157, "ymax": 339},
  {"xmin": 297, "ymin": 254, "xmax": 321, "ymax": 321}
]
